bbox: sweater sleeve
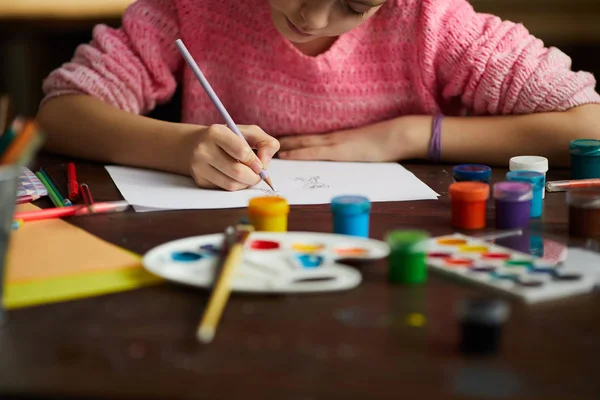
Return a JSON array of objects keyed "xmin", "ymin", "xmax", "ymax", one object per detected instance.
[
  {"xmin": 41, "ymin": 0, "xmax": 182, "ymax": 115},
  {"xmin": 418, "ymin": 0, "xmax": 600, "ymax": 115}
]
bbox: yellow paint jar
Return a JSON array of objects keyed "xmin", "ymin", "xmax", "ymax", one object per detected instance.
[{"xmin": 248, "ymin": 196, "xmax": 289, "ymax": 232}]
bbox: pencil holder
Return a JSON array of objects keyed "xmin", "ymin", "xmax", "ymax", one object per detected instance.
[
  {"xmin": 248, "ymin": 196, "xmax": 289, "ymax": 232},
  {"xmin": 0, "ymin": 164, "xmax": 21, "ymax": 323},
  {"xmin": 330, "ymin": 195, "xmax": 371, "ymax": 237}
]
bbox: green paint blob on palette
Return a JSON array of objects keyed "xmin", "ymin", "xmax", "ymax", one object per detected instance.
[
  {"xmin": 424, "ymin": 233, "xmax": 596, "ymax": 303},
  {"xmin": 142, "ymin": 231, "xmax": 390, "ymax": 294}
]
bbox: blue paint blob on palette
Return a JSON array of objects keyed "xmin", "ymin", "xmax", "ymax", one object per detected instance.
[
  {"xmin": 172, "ymin": 251, "xmax": 204, "ymax": 262},
  {"xmin": 295, "ymin": 254, "xmax": 324, "ymax": 269},
  {"xmin": 142, "ymin": 232, "xmax": 390, "ymax": 294},
  {"xmin": 424, "ymin": 233, "xmax": 595, "ymax": 303}
]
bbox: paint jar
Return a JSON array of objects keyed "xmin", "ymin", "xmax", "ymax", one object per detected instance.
[
  {"xmin": 566, "ymin": 189, "xmax": 600, "ymax": 240},
  {"xmin": 493, "ymin": 182, "xmax": 532, "ymax": 229},
  {"xmin": 509, "ymin": 156, "xmax": 548, "ymax": 198},
  {"xmin": 448, "ymin": 182, "xmax": 490, "ymax": 230},
  {"xmin": 505, "ymin": 170, "xmax": 544, "ymax": 218},
  {"xmin": 569, "ymin": 139, "xmax": 600, "ymax": 179},
  {"xmin": 452, "ymin": 164, "xmax": 492, "ymax": 183},
  {"xmin": 458, "ymin": 297, "xmax": 510, "ymax": 355},
  {"xmin": 386, "ymin": 230, "xmax": 429, "ymax": 284},
  {"xmin": 330, "ymin": 195, "xmax": 371, "ymax": 237},
  {"xmin": 248, "ymin": 196, "xmax": 289, "ymax": 232}
]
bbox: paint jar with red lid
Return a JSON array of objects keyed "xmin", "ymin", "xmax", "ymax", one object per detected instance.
[{"xmin": 449, "ymin": 182, "xmax": 490, "ymax": 230}]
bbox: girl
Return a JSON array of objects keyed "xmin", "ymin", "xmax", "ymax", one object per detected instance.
[{"xmin": 37, "ymin": 0, "xmax": 600, "ymax": 191}]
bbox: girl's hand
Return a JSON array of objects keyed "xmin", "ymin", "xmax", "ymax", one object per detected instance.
[
  {"xmin": 187, "ymin": 124, "xmax": 280, "ymax": 191},
  {"xmin": 277, "ymin": 116, "xmax": 431, "ymax": 162}
]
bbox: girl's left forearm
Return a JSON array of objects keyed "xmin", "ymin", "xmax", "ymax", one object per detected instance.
[{"xmin": 406, "ymin": 104, "xmax": 600, "ymax": 166}]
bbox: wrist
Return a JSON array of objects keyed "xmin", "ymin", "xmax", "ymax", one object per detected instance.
[
  {"xmin": 402, "ymin": 115, "xmax": 434, "ymax": 160},
  {"xmin": 167, "ymin": 122, "xmax": 207, "ymax": 176}
]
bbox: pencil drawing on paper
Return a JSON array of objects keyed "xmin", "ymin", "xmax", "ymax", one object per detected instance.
[
  {"xmin": 294, "ymin": 176, "xmax": 330, "ymax": 189},
  {"xmin": 259, "ymin": 188, "xmax": 280, "ymax": 196}
]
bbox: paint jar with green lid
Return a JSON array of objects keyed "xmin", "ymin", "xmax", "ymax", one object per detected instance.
[
  {"xmin": 569, "ymin": 139, "xmax": 600, "ymax": 179},
  {"xmin": 386, "ymin": 230, "xmax": 430, "ymax": 284}
]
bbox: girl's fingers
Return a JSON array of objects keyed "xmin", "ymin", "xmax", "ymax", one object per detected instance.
[
  {"xmin": 209, "ymin": 146, "xmax": 261, "ymax": 187},
  {"xmin": 199, "ymin": 164, "xmax": 253, "ymax": 191},
  {"xmin": 209, "ymin": 124, "xmax": 264, "ymax": 174}
]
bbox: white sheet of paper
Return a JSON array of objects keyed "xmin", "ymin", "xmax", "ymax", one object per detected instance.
[{"xmin": 105, "ymin": 159, "xmax": 439, "ymax": 212}]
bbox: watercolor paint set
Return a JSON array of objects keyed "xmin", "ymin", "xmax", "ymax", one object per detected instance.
[
  {"xmin": 143, "ymin": 231, "xmax": 389, "ymax": 294},
  {"xmin": 424, "ymin": 233, "xmax": 596, "ymax": 303}
]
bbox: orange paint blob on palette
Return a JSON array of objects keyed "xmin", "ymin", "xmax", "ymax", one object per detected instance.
[
  {"xmin": 444, "ymin": 258, "xmax": 473, "ymax": 267},
  {"xmin": 335, "ymin": 247, "xmax": 369, "ymax": 257},
  {"xmin": 437, "ymin": 238, "xmax": 468, "ymax": 246}
]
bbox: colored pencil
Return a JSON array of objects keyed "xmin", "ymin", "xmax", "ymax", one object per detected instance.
[
  {"xmin": 39, "ymin": 167, "xmax": 72, "ymax": 206},
  {"xmin": 35, "ymin": 171, "xmax": 63, "ymax": 208},
  {"xmin": 0, "ymin": 120, "xmax": 38, "ymax": 165},
  {"xmin": 197, "ymin": 223, "xmax": 254, "ymax": 343},
  {"xmin": 13, "ymin": 200, "xmax": 130, "ymax": 222},
  {"xmin": 546, "ymin": 178, "xmax": 600, "ymax": 192},
  {"xmin": 67, "ymin": 162, "xmax": 79, "ymax": 201},
  {"xmin": 80, "ymin": 183, "xmax": 94, "ymax": 205},
  {"xmin": 174, "ymin": 39, "xmax": 275, "ymax": 191}
]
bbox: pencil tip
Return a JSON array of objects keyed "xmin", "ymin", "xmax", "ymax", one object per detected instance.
[{"xmin": 264, "ymin": 176, "xmax": 275, "ymax": 191}]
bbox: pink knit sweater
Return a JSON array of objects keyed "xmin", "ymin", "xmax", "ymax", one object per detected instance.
[{"xmin": 42, "ymin": 0, "xmax": 600, "ymax": 137}]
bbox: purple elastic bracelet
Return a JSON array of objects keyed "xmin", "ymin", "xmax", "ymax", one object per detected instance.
[{"xmin": 428, "ymin": 113, "xmax": 444, "ymax": 162}]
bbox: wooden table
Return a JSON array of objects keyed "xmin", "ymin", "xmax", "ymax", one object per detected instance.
[{"xmin": 1, "ymin": 154, "xmax": 599, "ymax": 400}]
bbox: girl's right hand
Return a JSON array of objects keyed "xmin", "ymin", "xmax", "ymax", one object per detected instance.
[{"xmin": 187, "ymin": 124, "xmax": 280, "ymax": 191}]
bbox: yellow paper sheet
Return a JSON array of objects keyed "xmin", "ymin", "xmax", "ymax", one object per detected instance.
[{"xmin": 3, "ymin": 204, "xmax": 162, "ymax": 309}]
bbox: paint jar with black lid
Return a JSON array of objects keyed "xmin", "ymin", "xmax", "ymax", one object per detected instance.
[{"xmin": 458, "ymin": 297, "xmax": 510, "ymax": 356}]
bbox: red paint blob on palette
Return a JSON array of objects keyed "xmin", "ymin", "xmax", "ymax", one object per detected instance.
[
  {"xmin": 249, "ymin": 240, "xmax": 280, "ymax": 250},
  {"xmin": 482, "ymin": 252, "xmax": 511, "ymax": 260},
  {"xmin": 444, "ymin": 258, "xmax": 473, "ymax": 267}
]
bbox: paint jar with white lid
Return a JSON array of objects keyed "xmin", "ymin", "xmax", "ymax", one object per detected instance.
[{"xmin": 509, "ymin": 156, "xmax": 549, "ymax": 198}]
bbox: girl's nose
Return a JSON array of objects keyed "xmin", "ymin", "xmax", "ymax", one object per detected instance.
[{"xmin": 299, "ymin": 3, "xmax": 330, "ymax": 31}]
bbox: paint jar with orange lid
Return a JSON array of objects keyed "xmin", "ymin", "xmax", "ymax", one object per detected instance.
[
  {"xmin": 449, "ymin": 182, "xmax": 490, "ymax": 230},
  {"xmin": 248, "ymin": 196, "xmax": 289, "ymax": 232},
  {"xmin": 567, "ymin": 189, "xmax": 600, "ymax": 240}
]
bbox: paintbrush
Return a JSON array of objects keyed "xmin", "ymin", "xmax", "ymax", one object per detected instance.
[{"xmin": 197, "ymin": 222, "xmax": 254, "ymax": 343}]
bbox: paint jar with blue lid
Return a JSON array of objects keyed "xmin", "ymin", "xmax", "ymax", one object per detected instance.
[
  {"xmin": 493, "ymin": 181, "xmax": 533, "ymax": 229},
  {"xmin": 452, "ymin": 164, "xmax": 492, "ymax": 183},
  {"xmin": 505, "ymin": 170, "xmax": 544, "ymax": 218},
  {"xmin": 330, "ymin": 195, "xmax": 371, "ymax": 237},
  {"xmin": 570, "ymin": 139, "xmax": 600, "ymax": 179}
]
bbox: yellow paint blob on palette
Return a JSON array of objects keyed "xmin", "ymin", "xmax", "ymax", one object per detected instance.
[
  {"xmin": 291, "ymin": 243, "xmax": 324, "ymax": 253},
  {"xmin": 424, "ymin": 233, "xmax": 595, "ymax": 303}
]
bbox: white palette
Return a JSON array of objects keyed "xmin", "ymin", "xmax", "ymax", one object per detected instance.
[
  {"xmin": 424, "ymin": 233, "xmax": 596, "ymax": 303},
  {"xmin": 142, "ymin": 231, "xmax": 390, "ymax": 293}
]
